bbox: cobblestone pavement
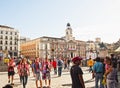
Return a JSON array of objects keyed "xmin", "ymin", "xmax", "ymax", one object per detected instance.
[{"xmin": 0, "ymin": 67, "xmax": 120, "ymax": 88}]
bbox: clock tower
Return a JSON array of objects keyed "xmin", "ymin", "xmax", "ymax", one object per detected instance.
[{"xmin": 65, "ymin": 23, "xmax": 74, "ymax": 41}]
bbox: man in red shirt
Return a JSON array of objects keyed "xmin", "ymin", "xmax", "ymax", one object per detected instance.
[
  {"xmin": 52, "ymin": 58, "xmax": 57, "ymax": 75},
  {"xmin": 8, "ymin": 58, "xmax": 15, "ymax": 85}
]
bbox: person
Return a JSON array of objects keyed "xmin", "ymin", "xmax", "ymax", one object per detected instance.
[
  {"xmin": 3, "ymin": 84, "xmax": 13, "ymax": 88},
  {"xmin": 33, "ymin": 57, "xmax": 42, "ymax": 88},
  {"xmin": 93, "ymin": 57, "xmax": 104, "ymax": 88},
  {"xmin": 42, "ymin": 58, "xmax": 51, "ymax": 88},
  {"xmin": 67, "ymin": 58, "xmax": 71, "ymax": 70},
  {"xmin": 57, "ymin": 57, "xmax": 63, "ymax": 77},
  {"xmin": 17, "ymin": 60, "xmax": 22, "ymax": 83},
  {"xmin": 8, "ymin": 58, "xmax": 16, "ymax": 85},
  {"xmin": 110, "ymin": 54, "xmax": 118, "ymax": 83},
  {"xmin": 70, "ymin": 56, "xmax": 85, "ymax": 88},
  {"xmin": 52, "ymin": 58, "xmax": 57, "ymax": 75},
  {"xmin": 31, "ymin": 59, "xmax": 36, "ymax": 76},
  {"xmin": 105, "ymin": 56, "xmax": 117, "ymax": 88},
  {"xmin": 87, "ymin": 57, "xmax": 94, "ymax": 73},
  {"xmin": 20, "ymin": 58, "xmax": 30, "ymax": 88}
]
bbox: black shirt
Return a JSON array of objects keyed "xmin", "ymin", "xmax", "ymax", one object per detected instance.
[
  {"xmin": 70, "ymin": 65, "xmax": 83, "ymax": 88},
  {"xmin": 111, "ymin": 58, "xmax": 117, "ymax": 68}
]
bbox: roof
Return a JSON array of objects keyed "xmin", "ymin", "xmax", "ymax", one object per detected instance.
[
  {"xmin": 0, "ymin": 25, "xmax": 14, "ymax": 29},
  {"xmin": 41, "ymin": 36, "xmax": 65, "ymax": 40}
]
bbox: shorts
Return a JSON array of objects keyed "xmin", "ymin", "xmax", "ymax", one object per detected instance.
[
  {"xmin": 35, "ymin": 73, "xmax": 42, "ymax": 80},
  {"xmin": 8, "ymin": 71, "xmax": 15, "ymax": 76}
]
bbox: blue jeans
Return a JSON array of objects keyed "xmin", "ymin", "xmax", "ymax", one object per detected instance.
[
  {"xmin": 21, "ymin": 75, "xmax": 28, "ymax": 88},
  {"xmin": 54, "ymin": 67, "xmax": 57, "ymax": 74},
  {"xmin": 95, "ymin": 73, "xmax": 104, "ymax": 88},
  {"xmin": 58, "ymin": 67, "xmax": 62, "ymax": 76}
]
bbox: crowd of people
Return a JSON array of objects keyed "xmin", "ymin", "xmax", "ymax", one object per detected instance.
[
  {"xmin": 6, "ymin": 56, "xmax": 71, "ymax": 88},
  {"xmin": 87, "ymin": 54, "xmax": 120, "ymax": 88},
  {"xmin": 2, "ymin": 53, "xmax": 120, "ymax": 88}
]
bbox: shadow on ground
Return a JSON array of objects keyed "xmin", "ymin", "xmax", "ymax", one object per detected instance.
[{"xmin": 62, "ymin": 83, "xmax": 72, "ymax": 87}]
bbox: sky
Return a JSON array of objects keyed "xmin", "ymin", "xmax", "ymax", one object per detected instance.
[{"xmin": 0, "ymin": 0, "xmax": 120, "ymax": 43}]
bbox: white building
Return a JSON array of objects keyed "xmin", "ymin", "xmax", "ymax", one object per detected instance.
[{"xmin": 0, "ymin": 25, "xmax": 20, "ymax": 58}]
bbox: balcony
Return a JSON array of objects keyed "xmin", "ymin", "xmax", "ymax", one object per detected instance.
[{"xmin": 68, "ymin": 48, "xmax": 76, "ymax": 51}]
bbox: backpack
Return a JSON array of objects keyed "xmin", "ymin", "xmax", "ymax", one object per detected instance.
[
  {"xmin": 58, "ymin": 60, "xmax": 63, "ymax": 66},
  {"xmin": 34, "ymin": 62, "xmax": 40, "ymax": 73}
]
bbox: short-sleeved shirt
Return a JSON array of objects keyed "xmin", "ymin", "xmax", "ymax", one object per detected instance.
[
  {"xmin": 93, "ymin": 62, "xmax": 103, "ymax": 73},
  {"xmin": 70, "ymin": 65, "xmax": 83, "ymax": 88},
  {"xmin": 33, "ymin": 62, "xmax": 42, "ymax": 74},
  {"xmin": 20, "ymin": 63, "xmax": 29, "ymax": 76}
]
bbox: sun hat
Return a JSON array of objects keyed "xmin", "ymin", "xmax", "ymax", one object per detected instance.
[{"xmin": 72, "ymin": 56, "xmax": 83, "ymax": 63}]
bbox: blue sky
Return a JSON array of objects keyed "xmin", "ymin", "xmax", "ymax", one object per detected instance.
[{"xmin": 0, "ymin": 0, "xmax": 120, "ymax": 43}]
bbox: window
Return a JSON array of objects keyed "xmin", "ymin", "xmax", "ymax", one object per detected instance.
[
  {"xmin": 0, "ymin": 46, "xmax": 2, "ymax": 50},
  {"xmin": 0, "ymin": 41, "xmax": 3, "ymax": 44},
  {"xmin": 10, "ymin": 32, "xmax": 12, "ymax": 35},
  {"xmin": 1, "ymin": 31, "xmax": 3, "ymax": 34},
  {"xmin": 5, "ymin": 41, "xmax": 8, "ymax": 44},
  {"xmin": 5, "ymin": 36, "xmax": 8, "ymax": 39},
  {"xmin": 15, "ymin": 42, "xmax": 17, "ymax": 45},
  {"xmin": 10, "ymin": 47, "xmax": 12, "ymax": 50},
  {"xmin": 10, "ymin": 41, "xmax": 12, "ymax": 45},
  {"xmin": 14, "ymin": 47, "xmax": 17, "ymax": 50},
  {"xmin": 15, "ymin": 32, "xmax": 17, "ymax": 35},
  {"xmin": 6, "ymin": 31, "xmax": 8, "ymax": 34},
  {"xmin": 5, "ymin": 46, "xmax": 7, "ymax": 50},
  {"xmin": 10, "ymin": 36, "xmax": 12, "ymax": 40},
  {"xmin": 0, "ymin": 36, "xmax": 3, "ymax": 39}
]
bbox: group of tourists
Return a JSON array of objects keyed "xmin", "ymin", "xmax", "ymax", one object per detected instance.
[
  {"xmin": 7, "ymin": 56, "xmax": 72, "ymax": 88},
  {"xmin": 87, "ymin": 54, "xmax": 119, "ymax": 88},
  {"xmin": 70, "ymin": 54, "xmax": 119, "ymax": 88},
  {"xmin": 7, "ymin": 57, "xmax": 30, "ymax": 88},
  {"xmin": 5, "ymin": 54, "xmax": 120, "ymax": 88}
]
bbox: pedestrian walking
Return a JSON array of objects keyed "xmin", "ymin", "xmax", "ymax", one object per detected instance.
[
  {"xmin": 42, "ymin": 58, "xmax": 51, "ymax": 88},
  {"xmin": 33, "ymin": 57, "xmax": 42, "ymax": 88},
  {"xmin": 57, "ymin": 57, "xmax": 63, "ymax": 77},
  {"xmin": 93, "ymin": 57, "xmax": 104, "ymax": 88},
  {"xmin": 31, "ymin": 59, "xmax": 36, "ymax": 76},
  {"xmin": 52, "ymin": 58, "xmax": 57, "ymax": 75},
  {"xmin": 20, "ymin": 58, "xmax": 30, "ymax": 88},
  {"xmin": 67, "ymin": 58, "xmax": 71, "ymax": 70},
  {"xmin": 8, "ymin": 58, "xmax": 16, "ymax": 85},
  {"xmin": 87, "ymin": 57, "xmax": 94, "ymax": 73},
  {"xmin": 17, "ymin": 60, "xmax": 23, "ymax": 83},
  {"xmin": 70, "ymin": 56, "xmax": 85, "ymax": 88}
]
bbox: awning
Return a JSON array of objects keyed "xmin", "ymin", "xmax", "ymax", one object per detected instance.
[{"xmin": 115, "ymin": 46, "xmax": 120, "ymax": 52}]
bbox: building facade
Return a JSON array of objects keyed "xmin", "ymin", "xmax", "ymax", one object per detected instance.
[
  {"xmin": 0, "ymin": 25, "xmax": 20, "ymax": 58},
  {"xmin": 86, "ymin": 38, "xmax": 109, "ymax": 59},
  {"xmin": 20, "ymin": 23, "xmax": 86, "ymax": 59}
]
